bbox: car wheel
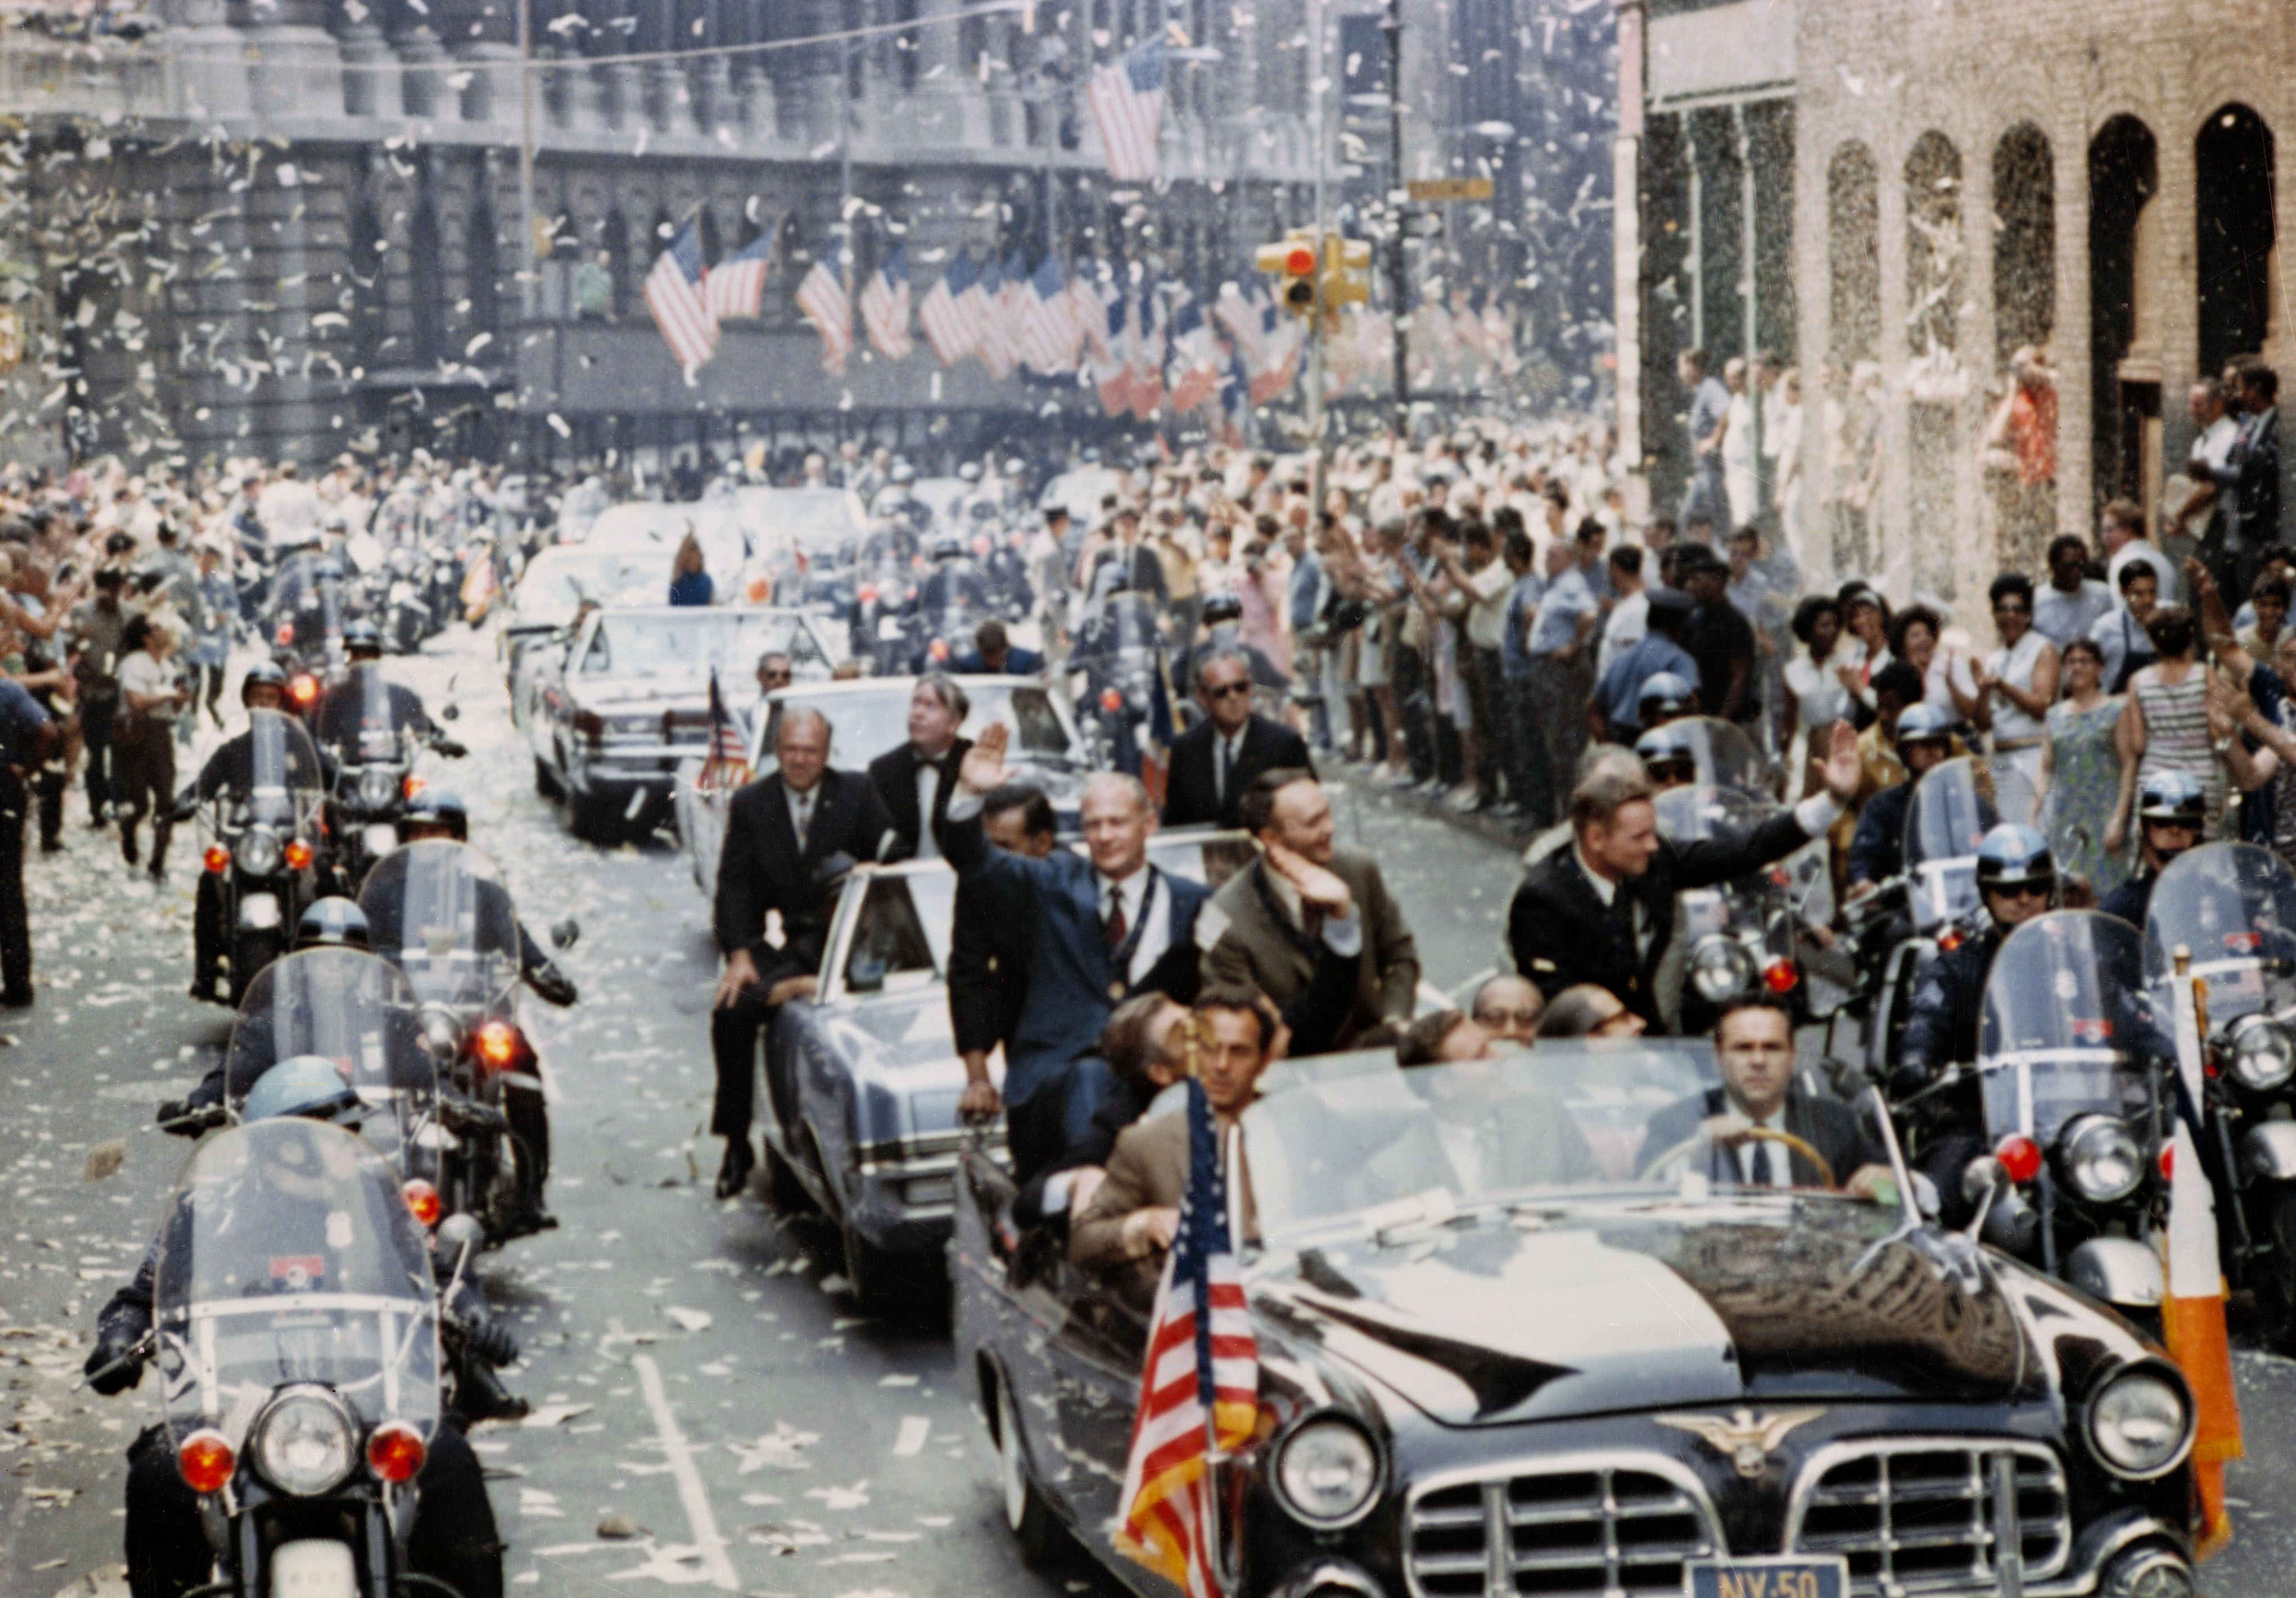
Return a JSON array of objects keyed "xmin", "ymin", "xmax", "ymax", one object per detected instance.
[
  {"xmin": 994, "ymin": 1369, "xmax": 1066, "ymax": 1569},
  {"xmin": 568, "ymin": 788, "xmax": 620, "ymax": 844},
  {"xmin": 763, "ymin": 1139, "xmax": 812, "ymax": 1217},
  {"xmin": 2257, "ymin": 1186, "xmax": 2296, "ymax": 1355},
  {"xmin": 533, "ymin": 757, "xmax": 562, "ymax": 801}
]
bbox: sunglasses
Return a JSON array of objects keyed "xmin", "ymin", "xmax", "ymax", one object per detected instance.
[
  {"xmin": 1204, "ymin": 681, "xmax": 1252, "ymax": 700},
  {"xmin": 1474, "ymin": 1007, "xmax": 1543, "ymax": 1029},
  {"xmin": 1992, "ymin": 883, "xmax": 2050, "ymax": 901}
]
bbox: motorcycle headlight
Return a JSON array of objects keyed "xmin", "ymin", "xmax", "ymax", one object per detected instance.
[
  {"xmin": 2058, "ymin": 1114, "xmax": 2144, "ymax": 1204},
  {"xmin": 1273, "ymin": 1415, "xmax": 1381, "ymax": 1528},
  {"xmin": 2084, "ymin": 1364, "xmax": 2194, "ymax": 1480},
  {"xmin": 2227, "ymin": 1013, "xmax": 2296, "ymax": 1092},
  {"xmin": 1689, "ymin": 934, "xmax": 1757, "ymax": 1003},
  {"xmin": 252, "ymin": 1384, "xmax": 358, "ymax": 1497},
  {"xmin": 357, "ymin": 766, "xmax": 399, "ymax": 809},
  {"xmin": 422, "ymin": 1007, "xmax": 462, "ymax": 1057},
  {"xmin": 234, "ymin": 826, "xmax": 282, "ymax": 876}
]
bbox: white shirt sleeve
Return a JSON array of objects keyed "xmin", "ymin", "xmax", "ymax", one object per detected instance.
[{"xmin": 1791, "ymin": 793, "xmax": 1844, "ymax": 836}]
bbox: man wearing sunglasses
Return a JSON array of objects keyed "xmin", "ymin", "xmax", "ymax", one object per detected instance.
[
  {"xmin": 1160, "ymin": 648, "xmax": 1312, "ymax": 830},
  {"xmin": 1898, "ymin": 822, "xmax": 2056, "ymax": 1091}
]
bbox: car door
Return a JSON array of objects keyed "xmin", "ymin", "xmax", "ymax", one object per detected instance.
[
  {"xmin": 531, "ymin": 617, "xmax": 588, "ymax": 767},
  {"xmin": 1043, "ymin": 1261, "xmax": 1151, "ymax": 1549}
]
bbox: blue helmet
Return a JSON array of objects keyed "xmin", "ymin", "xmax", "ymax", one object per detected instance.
[
  {"xmin": 1634, "ymin": 721, "xmax": 1698, "ymax": 771},
  {"xmin": 294, "ymin": 897, "xmax": 369, "ymax": 952},
  {"xmin": 1200, "ymin": 590, "xmax": 1244, "ymax": 627},
  {"xmin": 1974, "ymin": 822, "xmax": 2056, "ymax": 899},
  {"xmin": 1894, "ymin": 703, "xmax": 1957, "ymax": 748},
  {"xmin": 2137, "ymin": 770, "xmax": 2208, "ymax": 827},
  {"xmin": 1636, "ymin": 671, "xmax": 1696, "ymax": 720},
  {"xmin": 242, "ymin": 1055, "xmax": 360, "ymax": 1125}
]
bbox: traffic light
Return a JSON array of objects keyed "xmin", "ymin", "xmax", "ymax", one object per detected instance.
[
  {"xmin": 1255, "ymin": 232, "xmax": 1321, "ymax": 317},
  {"xmin": 1322, "ymin": 235, "xmax": 1372, "ymax": 308}
]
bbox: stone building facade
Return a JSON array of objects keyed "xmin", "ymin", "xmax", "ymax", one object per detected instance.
[{"xmin": 1616, "ymin": 0, "xmax": 2296, "ymax": 608}]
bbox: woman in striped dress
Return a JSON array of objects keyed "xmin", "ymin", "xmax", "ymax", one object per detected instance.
[{"xmin": 2109, "ymin": 604, "xmax": 2227, "ymax": 854}]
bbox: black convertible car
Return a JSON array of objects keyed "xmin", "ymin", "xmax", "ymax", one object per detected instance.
[{"xmin": 953, "ymin": 1039, "xmax": 2201, "ymax": 1598}]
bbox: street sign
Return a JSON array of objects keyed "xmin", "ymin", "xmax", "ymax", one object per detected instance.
[{"xmin": 1407, "ymin": 177, "xmax": 1494, "ymax": 203}]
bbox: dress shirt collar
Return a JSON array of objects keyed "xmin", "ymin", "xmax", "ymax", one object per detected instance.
[{"xmin": 1571, "ymin": 840, "xmax": 1619, "ymax": 907}]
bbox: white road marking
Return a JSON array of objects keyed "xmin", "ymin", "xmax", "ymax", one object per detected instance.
[
  {"xmin": 892, "ymin": 1416, "xmax": 930, "ymax": 1457},
  {"xmin": 632, "ymin": 1352, "xmax": 738, "ymax": 1590}
]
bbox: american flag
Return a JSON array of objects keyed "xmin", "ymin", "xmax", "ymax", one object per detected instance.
[
  {"xmin": 1250, "ymin": 300, "xmax": 1302, "ymax": 405},
  {"xmin": 860, "ymin": 244, "xmax": 914, "ymax": 361},
  {"xmin": 795, "ymin": 258, "xmax": 852, "ymax": 372},
  {"xmin": 703, "ymin": 223, "xmax": 778, "ymax": 322},
  {"xmin": 1070, "ymin": 269, "xmax": 1115, "ymax": 365},
  {"xmin": 643, "ymin": 220, "xmax": 718, "ymax": 377},
  {"xmin": 1212, "ymin": 283, "xmax": 1267, "ymax": 376},
  {"xmin": 1094, "ymin": 292, "xmax": 1133, "ymax": 417},
  {"xmin": 1167, "ymin": 297, "xmax": 1220, "ymax": 414},
  {"xmin": 919, "ymin": 251, "xmax": 980, "ymax": 366},
  {"xmin": 700, "ymin": 670, "xmax": 751, "ymax": 789},
  {"xmin": 1018, "ymin": 254, "xmax": 1079, "ymax": 375},
  {"xmin": 1113, "ymin": 1078, "xmax": 1256, "ymax": 1598},
  {"xmin": 1088, "ymin": 38, "xmax": 1167, "ymax": 183},
  {"xmin": 972, "ymin": 254, "xmax": 1015, "ymax": 380},
  {"xmin": 1129, "ymin": 289, "xmax": 1165, "ymax": 420}
]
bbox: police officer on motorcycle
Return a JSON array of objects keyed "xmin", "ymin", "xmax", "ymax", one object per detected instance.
[
  {"xmin": 917, "ymin": 532, "xmax": 993, "ymax": 617},
  {"xmin": 1635, "ymin": 721, "xmax": 1701, "ymax": 791},
  {"xmin": 312, "ymin": 621, "xmax": 468, "ymax": 756},
  {"xmin": 88, "ymin": 1055, "xmax": 508, "ymax": 1598},
  {"xmin": 2097, "ymin": 771, "xmax": 2206, "ymax": 927}
]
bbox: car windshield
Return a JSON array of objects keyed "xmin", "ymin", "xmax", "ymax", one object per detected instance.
[
  {"xmin": 1241, "ymin": 1039, "xmax": 1725, "ymax": 1246},
  {"xmin": 579, "ymin": 609, "xmax": 824, "ymax": 678},
  {"xmin": 511, "ymin": 550, "xmax": 660, "ymax": 629},
  {"xmin": 314, "ymin": 665, "xmax": 418, "ymax": 762},
  {"xmin": 757, "ymin": 682, "xmax": 1073, "ymax": 770}
]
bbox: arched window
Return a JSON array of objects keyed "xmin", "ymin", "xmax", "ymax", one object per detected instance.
[
  {"xmin": 1991, "ymin": 123, "xmax": 2054, "ymax": 362},
  {"xmin": 467, "ymin": 186, "xmax": 503, "ymax": 339},
  {"xmin": 2088, "ymin": 115, "xmax": 2158, "ymax": 511},
  {"xmin": 1904, "ymin": 130, "xmax": 1963, "ymax": 362},
  {"xmin": 349, "ymin": 198, "xmax": 388, "ymax": 366},
  {"xmin": 2196, "ymin": 103, "xmax": 2275, "ymax": 377},
  {"xmin": 409, "ymin": 185, "xmax": 445, "ymax": 366},
  {"xmin": 1826, "ymin": 142, "xmax": 1879, "ymax": 364}
]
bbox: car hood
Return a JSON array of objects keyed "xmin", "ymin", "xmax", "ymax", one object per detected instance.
[
  {"xmin": 814, "ymin": 989, "xmax": 974, "ymax": 1127},
  {"xmin": 1255, "ymin": 1198, "xmax": 2032, "ymax": 1426}
]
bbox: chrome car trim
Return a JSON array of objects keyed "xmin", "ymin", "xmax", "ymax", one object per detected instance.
[
  {"xmin": 1402, "ymin": 1448, "xmax": 1722, "ymax": 1598},
  {"xmin": 1783, "ymin": 1435, "xmax": 2071, "ymax": 1595},
  {"xmin": 1267, "ymin": 1557, "xmax": 1387, "ymax": 1598}
]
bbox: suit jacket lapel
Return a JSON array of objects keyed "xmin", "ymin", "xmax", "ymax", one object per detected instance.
[{"xmin": 803, "ymin": 773, "xmax": 839, "ymax": 866}]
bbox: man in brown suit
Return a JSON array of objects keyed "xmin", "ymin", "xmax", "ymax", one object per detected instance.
[
  {"xmin": 1198, "ymin": 771, "xmax": 1419, "ymax": 1050},
  {"xmin": 1071, "ymin": 985, "xmax": 1272, "ymax": 1297}
]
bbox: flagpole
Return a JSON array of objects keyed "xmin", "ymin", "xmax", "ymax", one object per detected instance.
[
  {"xmin": 517, "ymin": 0, "xmax": 536, "ymax": 326},
  {"xmin": 1306, "ymin": 0, "xmax": 1328, "ymax": 509},
  {"xmin": 840, "ymin": 32, "xmax": 856, "ymax": 374},
  {"xmin": 1382, "ymin": 0, "xmax": 1408, "ymax": 437}
]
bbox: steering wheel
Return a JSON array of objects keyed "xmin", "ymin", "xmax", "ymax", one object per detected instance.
[{"xmin": 1636, "ymin": 1125, "xmax": 1837, "ymax": 1191}]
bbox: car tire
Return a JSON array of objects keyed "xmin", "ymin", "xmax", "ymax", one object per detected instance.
[
  {"xmin": 994, "ymin": 1369, "xmax": 1066, "ymax": 1570},
  {"xmin": 568, "ymin": 788, "xmax": 619, "ymax": 845},
  {"xmin": 533, "ymin": 757, "xmax": 562, "ymax": 801}
]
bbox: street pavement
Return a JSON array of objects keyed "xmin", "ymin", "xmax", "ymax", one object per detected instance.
[{"xmin": 1, "ymin": 624, "xmax": 2293, "ymax": 1596}]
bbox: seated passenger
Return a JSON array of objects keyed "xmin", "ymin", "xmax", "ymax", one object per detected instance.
[
  {"xmin": 1468, "ymin": 973, "xmax": 1544, "ymax": 1044},
  {"xmin": 1386, "ymin": 1010, "xmax": 1601, "ymax": 1194},
  {"xmin": 1538, "ymin": 982, "xmax": 1647, "ymax": 1039},
  {"xmin": 1071, "ymin": 985, "xmax": 1272, "ymax": 1296},
  {"xmin": 1012, "ymin": 994, "xmax": 1188, "ymax": 1233},
  {"xmin": 1641, "ymin": 997, "xmax": 1894, "ymax": 1199}
]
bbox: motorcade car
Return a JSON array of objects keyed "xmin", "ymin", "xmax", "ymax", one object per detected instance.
[
  {"xmin": 954, "ymin": 1036, "xmax": 2202, "ymax": 1598},
  {"xmin": 497, "ymin": 546, "xmax": 663, "ymax": 715},
  {"xmin": 525, "ymin": 605, "xmax": 844, "ymax": 842}
]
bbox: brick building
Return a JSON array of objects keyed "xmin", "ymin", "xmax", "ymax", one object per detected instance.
[{"xmin": 1615, "ymin": 0, "xmax": 2296, "ymax": 607}]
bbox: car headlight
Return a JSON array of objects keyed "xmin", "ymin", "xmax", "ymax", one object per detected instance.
[
  {"xmin": 252, "ymin": 1385, "xmax": 358, "ymax": 1497},
  {"xmin": 357, "ymin": 766, "xmax": 400, "ymax": 809},
  {"xmin": 2227, "ymin": 1013, "xmax": 2296, "ymax": 1092},
  {"xmin": 2058, "ymin": 1114, "xmax": 2145, "ymax": 1204},
  {"xmin": 234, "ymin": 826, "xmax": 282, "ymax": 876},
  {"xmin": 1272, "ymin": 1415, "xmax": 1382, "ymax": 1529},
  {"xmin": 2085, "ymin": 1365, "xmax": 2194, "ymax": 1480},
  {"xmin": 1688, "ymin": 934, "xmax": 1757, "ymax": 1003}
]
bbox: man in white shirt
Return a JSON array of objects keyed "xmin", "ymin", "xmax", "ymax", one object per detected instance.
[
  {"xmin": 2168, "ymin": 377, "xmax": 2240, "ymax": 581},
  {"xmin": 2031, "ymin": 533, "xmax": 2115, "ymax": 648},
  {"xmin": 2101, "ymin": 499, "xmax": 2179, "ymax": 607},
  {"xmin": 867, "ymin": 675, "xmax": 973, "ymax": 863},
  {"xmin": 1596, "ymin": 546, "xmax": 1649, "ymax": 680},
  {"xmin": 256, "ymin": 460, "xmax": 322, "ymax": 548}
]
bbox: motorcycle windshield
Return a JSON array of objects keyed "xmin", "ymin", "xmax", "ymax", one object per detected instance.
[
  {"xmin": 2142, "ymin": 841, "xmax": 2296, "ymax": 1026},
  {"xmin": 239, "ymin": 710, "xmax": 326, "ymax": 827},
  {"xmin": 221, "ymin": 949, "xmax": 441, "ymax": 1175},
  {"xmin": 1978, "ymin": 911, "xmax": 2162, "ymax": 1143},
  {"xmin": 1655, "ymin": 784, "xmax": 1779, "ymax": 932},
  {"xmin": 357, "ymin": 841, "xmax": 521, "ymax": 1013},
  {"xmin": 154, "ymin": 1120, "xmax": 440, "ymax": 1439},
  {"xmin": 317, "ymin": 665, "xmax": 415, "ymax": 765},
  {"xmin": 1664, "ymin": 717, "xmax": 1769, "ymax": 795},
  {"xmin": 1903, "ymin": 757, "xmax": 2037, "ymax": 930}
]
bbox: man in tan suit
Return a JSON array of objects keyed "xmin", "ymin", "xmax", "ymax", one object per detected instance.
[
  {"xmin": 1198, "ymin": 771, "xmax": 1419, "ymax": 1050},
  {"xmin": 1071, "ymin": 985, "xmax": 1272, "ymax": 1298}
]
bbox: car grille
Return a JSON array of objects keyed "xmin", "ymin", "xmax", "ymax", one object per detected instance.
[
  {"xmin": 1406, "ymin": 1456, "xmax": 1721, "ymax": 1598},
  {"xmin": 1785, "ymin": 1438, "xmax": 2071, "ymax": 1595}
]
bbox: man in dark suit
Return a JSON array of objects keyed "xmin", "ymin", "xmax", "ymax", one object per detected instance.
[
  {"xmin": 1162, "ymin": 649, "xmax": 1313, "ymax": 829},
  {"xmin": 867, "ymin": 674, "xmax": 973, "ymax": 863},
  {"xmin": 1200, "ymin": 770, "xmax": 1418, "ymax": 1050},
  {"xmin": 944, "ymin": 724, "xmax": 1212, "ymax": 1182},
  {"xmin": 710, "ymin": 708, "xmax": 895, "ymax": 1197},
  {"xmin": 1508, "ymin": 721, "xmax": 1861, "ymax": 1030},
  {"xmin": 950, "ymin": 783, "xmax": 1059, "ymax": 1120},
  {"xmin": 950, "ymin": 620, "xmax": 1045, "ymax": 677},
  {"xmin": 2224, "ymin": 360, "xmax": 2281, "ymax": 588},
  {"xmin": 1641, "ymin": 998, "xmax": 1892, "ymax": 1197}
]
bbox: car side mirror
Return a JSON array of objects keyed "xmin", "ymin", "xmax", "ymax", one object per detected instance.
[{"xmin": 549, "ymin": 917, "xmax": 580, "ymax": 951}]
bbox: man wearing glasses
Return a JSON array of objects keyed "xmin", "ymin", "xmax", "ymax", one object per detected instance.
[{"xmin": 1160, "ymin": 648, "xmax": 1312, "ymax": 830}]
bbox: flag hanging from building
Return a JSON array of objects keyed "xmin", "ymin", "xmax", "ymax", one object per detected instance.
[
  {"xmin": 1212, "ymin": 282, "xmax": 1267, "ymax": 377},
  {"xmin": 972, "ymin": 253, "xmax": 1016, "ymax": 380},
  {"xmin": 1088, "ymin": 38, "xmax": 1167, "ymax": 183},
  {"xmin": 795, "ymin": 258, "xmax": 853, "ymax": 372},
  {"xmin": 643, "ymin": 219, "xmax": 718, "ymax": 378},
  {"xmin": 1094, "ymin": 292, "xmax": 1133, "ymax": 417},
  {"xmin": 919, "ymin": 250, "xmax": 981, "ymax": 366},
  {"xmin": 860, "ymin": 244, "xmax": 914, "ymax": 361},
  {"xmin": 1112, "ymin": 1077, "xmax": 1256, "ymax": 1598},
  {"xmin": 1129, "ymin": 289, "xmax": 1165, "ymax": 420},
  {"xmin": 1167, "ymin": 296, "xmax": 1220, "ymax": 414},
  {"xmin": 1250, "ymin": 293, "xmax": 1302, "ymax": 405},
  {"xmin": 1071, "ymin": 266, "xmax": 1116, "ymax": 365},
  {"xmin": 1019, "ymin": 254, "xmax": 1079, "ymax": 375},
  {"xmin": 703, "ymin": 222, "xmax": 779, "ymax": 322}
]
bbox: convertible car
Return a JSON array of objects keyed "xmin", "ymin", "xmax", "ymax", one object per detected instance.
[
  {"xmin": 525, "ymin": 604, "xmax": 843, "ymax": 841},
  {"xmin": 673, "ymin": 673, "xmax": 1088, "ymax": 892},
  {"xmin": 956, "ymin": 1039, "xmax": 2201, "ymax": 1598},
  {"xmin": 759, "ymin": 829, "xmax": 1256, "ymax": 1312}
]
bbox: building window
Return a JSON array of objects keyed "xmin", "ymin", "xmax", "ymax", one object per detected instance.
[
  {"xmin": 2196, "ymin": 103, "xmax": 2275, "ymax": 380},
  {"xmin": 1991, "ymin": 124, "xmax": 2054, "ymax": 364},
  {"xmin": 1903, "ymin": 130, "xmax": 1963, "ymax": 371},
  {"xmin": 2088, "ymin": 115, "xmax": 2158, "ymax": 512},
  {"xmin": 1827, "ymin": 141, "xmax": 1879, "ymax": 365}
]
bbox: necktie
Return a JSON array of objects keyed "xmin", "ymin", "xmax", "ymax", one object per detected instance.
[
  {"xmin": 1105, "ymin": 883, "xmax": 1128, "ymax": 948},
  {"xmin": 794, "ymin": 792, "xmax": 813, "ymax": 850},
  {"xmin": 1216, "ymin": 737, "xmax": 1230, "ymax": 805}
]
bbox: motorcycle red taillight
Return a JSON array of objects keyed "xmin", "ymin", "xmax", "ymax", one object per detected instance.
[
  {"xmin": 274, "ymin": 622, "xmax": 294, "ymax": 647},
  {"xmin": 1994, "ymin": 1133, "xmax": 2043, "ymax": 1184},
  {"xmin": 404, "ymin": 774, "xmax": 427, "ymax": 801},
  {"xmin": 290, "ymin": 674, "xmax": 318, "ymax": 706},
  {"xmin": 929, "ymin": 639, "xmax": 949, "ymax": 662},
  {"xmin": 178, "ymin": 1429, "xmax": 236, "ymax": 1494},
  {"xmin": 367, "ymin": 1421, "xmax": 425, "ymax": 1484},
  {"xmin": 1100, "ymin": 688, "xmax": 1124, "ymax": 713},
  {"xmin": 203, "ymin": 845, "xmax": 230, "ymax": 874},
  {"xmin": 402, "ymin": 1179, "xmax": 441, "ymax": 1227},
  {"xmin": 283, "ymin": 840, "xmax": 313, "ymax": 871},
  {"xmin": 1761, "ymin": 958, "xmax": 1798, "ymax": 994},
  {"xmin": 476, "ymin": 1022, "xmax": 519, "ymax": 1069}
]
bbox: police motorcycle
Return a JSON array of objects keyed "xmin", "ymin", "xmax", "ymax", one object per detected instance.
[
  {"xmin": 1653, "ymin": 780, "xmax": 1837, "ymax": 1033},
  {"xmin": 965, "ymin": 499, "xmax": 1034, "ymax": 622},
  {"xmin": 1855, "ymin": 753, "xmax": 2038, "ymax": 1082},
  {"xmin": 851, "ymin": 544, "xmax": 918, "ymax": 677},
  {"xmin": 313, "ymin": 644, "xmax": 467, "ymax": 893},
  {"xmin": 268, "ymin": 545, "xmax": 351, "ymax": 704},
  {"xmin": 1956, "ymin": 908, "xmax": 2175, "ymax": 1323},
  {"xmin": 359, "ymin": 835, "xmax": 573, "ymax": 1244},
  {"xmin": 192, "ymin": 705, "xmax": 330, "ymax": 1005},
  {"xmin": 912, "ymin": 532, "xmax": 994, "ymax": 672},
  {"xmin": 2143, "ymin": 840, "xmax": 2296, "ymax": 1350},
  {"xmin": 1070, "ymin": 571, "xmax": 1172, "ymax": 778},
  {"xmin": 81, "ymin": 1072, "xmax": 503, "ymax": 1598},
  {"xmin": 378, "ymin": 542, "xmax": 439, "ymax": 655}
]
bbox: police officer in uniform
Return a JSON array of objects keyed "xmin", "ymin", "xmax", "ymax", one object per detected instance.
[{"xmin": 2098, "ymin": 772, "xmax": 2206, "ymax": 927}]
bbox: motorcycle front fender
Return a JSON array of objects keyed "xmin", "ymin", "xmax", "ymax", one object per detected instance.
[
  {"xmin": 2066, "ymin": 1235, "xmax": 2166, "ymax": 1309},
  {"xmin": 2244, "ymin": 1120, "xmax": 2296, "ymax": 1182}
]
